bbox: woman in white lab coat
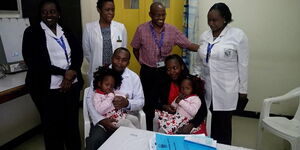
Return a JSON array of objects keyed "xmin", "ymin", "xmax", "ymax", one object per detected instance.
[
  {"xmin": 196, "ymin": 3, "xmax": 249, "ymax": 145},
  {"xmin": 82, "ymin": 0, "xmax": 127, "ymax": 83}
]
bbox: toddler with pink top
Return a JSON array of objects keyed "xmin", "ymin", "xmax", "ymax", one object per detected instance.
[
  {"xmin": 156, "ymin": 76, "xmax": 202, "ymax": 134},
  {"xmin": 92, "ymin": 66, "xmax": 139, "ymax": 128}
]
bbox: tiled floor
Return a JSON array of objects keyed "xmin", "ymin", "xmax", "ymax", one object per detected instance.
[{"xmin": 11, "ymin": 108, "xmax": 291, "ymax": 150}]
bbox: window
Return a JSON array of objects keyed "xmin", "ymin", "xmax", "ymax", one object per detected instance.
[
  {"xmin": 0, "ymin": 0, "xmax": 22, "ymax": 17},
  {"xmin": 153, "ymin": 0, "xmax": 170, "ymax": 8},
  {"xmin": 124, "ymin": 0, "xmax": 139, "ymax": 9}
]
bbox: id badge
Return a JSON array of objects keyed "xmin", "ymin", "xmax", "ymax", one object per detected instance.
[{"xmin": 156, "ymin": 61, "xmax": 165, "ymax": 68}]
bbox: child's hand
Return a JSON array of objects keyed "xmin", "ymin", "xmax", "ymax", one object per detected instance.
[
  {"xmin": 113, "ymin": 96, "xmax": 129, "ymax": 109},
  {"xmin": 162, "ymin": 105, "xmax": 176, "ymax": 114},
  {"xmin": 108, "ymin": 88, "xmax": 114, "ymax": 94},
  {"xmin": 175, "ymin": 94, "xmax": 185, "ymax": 104}
]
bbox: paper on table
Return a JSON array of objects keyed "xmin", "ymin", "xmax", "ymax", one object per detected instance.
[
  {"xmin": 152, "ymin": 133, "xmax": 217, "ymax": 150},
  {"xmin": 184, "ymin": 136, "xmax": 217, "ymax": 148}
]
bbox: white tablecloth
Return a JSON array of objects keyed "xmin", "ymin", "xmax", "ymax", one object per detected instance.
[{"xmin": 99, "ymin": 127, "xmax": 253, "ymax": 150}]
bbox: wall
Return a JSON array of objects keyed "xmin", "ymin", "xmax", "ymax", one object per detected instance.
[
  {"xmin": 0, "ymin": 94, "xmax": 40, "ymax": 146},
  {"xmin": 197, "ymin": 0, "xmax": 300, "ymax": 115}
]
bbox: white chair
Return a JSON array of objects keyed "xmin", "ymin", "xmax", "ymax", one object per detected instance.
[
  {"xmin": 206, "ymin": 108, "xmax": 212, "ymax": 137},
  {"xmin": 83, "ymin": 87, "xmax": 91, "ymax": 141},
  {"xmin": 257, "ymin": 87, "xmax": 300, "ymax": 150},
  {"xmin": 83, "ymin": 87, "xmax": 147, "ymax": 140}
]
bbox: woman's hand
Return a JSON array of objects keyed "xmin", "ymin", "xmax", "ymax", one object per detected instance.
[
  {"xmin": 60, "ymin": 70, "xmax": 77, "ymax": 92},
  {"xmin": 177, "ymin": 123, "xmax": 194, "ymax": 134},
  {"xmin": 175, "ymin": 94, "xmax": 185, "ymax": 104},
  {"xmin": 239, "ymin": 93, "xmax": 248, "ymax": 100},
  {"xmin": 162, "ymin": 105, "xmax": 176, "ymax": 114},
  {"xmin": 64, "ymin": 70, "xmax": 77, "ymax": 81},
  {"xmin": 60, "ymin": 79, "xmax": 72, "ymax": 92}
]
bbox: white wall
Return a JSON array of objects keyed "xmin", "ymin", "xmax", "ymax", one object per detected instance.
[
  {"xmin": 197, "ymin": 0, "xmax": 300, "ymax": 115},
  {"xmin": 0, "ymin": 94, "xmax": 40, "ymax": 146},
  {"xmin": 80, "ymin": 0, "xmax": 98, "ymax": 27},
  {"xmin": 80, "ymin": 0, "xmax": 98, "ymax": 88}
]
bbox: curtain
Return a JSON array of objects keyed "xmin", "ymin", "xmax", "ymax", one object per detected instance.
[{"xmin": 184, "ymin": 0, "xmax": 200, "ymax": 75}]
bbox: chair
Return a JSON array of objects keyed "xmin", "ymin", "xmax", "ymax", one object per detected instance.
[
  {"xmin": 256, "ymin": 87, "xmax": 300, "ymax": 150},
  {"xmin": 83, "ymin": 87, "xmax": 91, "ymax": 141},
  {"xmin": 83, "ymin": 87, "xmax": 147, "ymax": 141},
  {"xmin": 206, "ymin": 108, "xmax": 212, "ymax": 137}
]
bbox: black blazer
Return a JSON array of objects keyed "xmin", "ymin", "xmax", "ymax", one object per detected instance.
[{"xmin": 22, "ymin": 23, "xmax": 83, "ymax": 97}]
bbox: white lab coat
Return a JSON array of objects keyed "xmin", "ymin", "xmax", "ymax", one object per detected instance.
[
  {"xmin": 82, "ymin": 20, "xmax": 127, "ymax": 83},
  {"xmin": 196, "ymin": 26, "xmax": 249, "ymax": 111}
]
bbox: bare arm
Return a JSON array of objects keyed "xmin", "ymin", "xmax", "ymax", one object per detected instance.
[
  {"xmin": 187, "ymin": 43, "xmax": 200, "ymax": 52},
  {"xmin": 133, "ymin": 48, "xmax": 140, "ymax": 62}
]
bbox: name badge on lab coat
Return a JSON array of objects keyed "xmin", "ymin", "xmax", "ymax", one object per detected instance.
[{"xmin": 116, "ymin": 36, "xmax": 122, "ymax": 48}]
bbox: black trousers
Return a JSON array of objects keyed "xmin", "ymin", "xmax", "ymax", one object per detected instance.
[
  {"xmin": 210, "ymin": 110, "xmax": 233, "ymax": 145},
  {"xmin": 140, "ymin": 64, "xmax": 166, "ymax": 131},
  {"xmin": 85, "ymin": 124, "xmax": 114, "ymax": 150},
  {"xmin": 30, "ymin": 83, "xmax": 81, "ymax": 150}
]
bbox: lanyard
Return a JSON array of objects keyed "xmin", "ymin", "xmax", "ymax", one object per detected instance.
[
  {"xmin": 149, "ymin": 24, "xmax": 165, "ymax": 57},
  {"xmin": 206, "ymin": 43, "xmax": 214, "ymax": 63},
  {"xmin": 53, "ymin": 36, "xmax": 70, "ymax": 64}
]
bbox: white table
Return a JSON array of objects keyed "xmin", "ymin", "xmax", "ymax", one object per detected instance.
[
  {"xmin": 0, "ymin": 71, "xmax": 26, "ymax": 92},
  {"xmin": 99, "ymin": 127, "xmax": 253, "ymax": 150}
]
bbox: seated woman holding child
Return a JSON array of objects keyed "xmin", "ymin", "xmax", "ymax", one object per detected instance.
[{"xmin": 154, "ymin": 54, "xmax": 207, "ymax": 134}]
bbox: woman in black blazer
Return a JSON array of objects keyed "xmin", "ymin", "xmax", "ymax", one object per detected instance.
[{"xmin": 22, "ymin": 0, "xmax": 83, "ymax": 149}]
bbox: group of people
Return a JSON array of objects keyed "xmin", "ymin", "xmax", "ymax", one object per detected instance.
[{"xmin": 22, "ymin": 0, "xmax": 249, "ymax": 150}]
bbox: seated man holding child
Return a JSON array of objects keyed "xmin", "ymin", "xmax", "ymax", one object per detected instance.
[{"xmin": 85, "ymin": 47, "xmax": 144, "ymax": 150}]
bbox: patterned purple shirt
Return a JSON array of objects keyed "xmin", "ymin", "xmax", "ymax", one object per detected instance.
[{"xmin": 131, "ymin": 21, "xmax": 192, "ymax": 67}]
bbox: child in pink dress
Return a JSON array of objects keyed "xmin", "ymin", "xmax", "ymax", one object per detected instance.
[
  {"xmin": 92, "ymin": 66, "xmax": 139, "ymax": 128},
  {"xmin": 156, "ymin": 77, "xmax": 202, "ymax": 134}
]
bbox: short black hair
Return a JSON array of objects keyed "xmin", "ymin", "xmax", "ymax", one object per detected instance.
[
  {"xmin": 164, "ymin": 54, "xmax": 190, "ymax": 86},
  {"xmin": 164, "ymin": 54, "xmax": 189, "ymax": 76},
  {"xmin": 93, "ymin": 66, "xmax": 122, "ymax": 90},
  {"xmin": 150, "ymin": 2, "xmax": 165, "ymax": 13},
  {"xmin": 38, "ymin": 0, "xmax": 62, "ymax": 23},
  {"xmin": 112, "ymin": 47, "xmax": 131, "ymax": 60},
  {"xmin": 38, "ymin": 0, "xmax": 62, "ymax": 17},
  {"xmin": 181, "ymin": 75, "xmax": 205, "ymax": 98},
  {"xmin": 97, "ymin": 0, "xmax": 114, "ymax": 9},
  {"xmin": 209, "ymin": 3, "xmax": 233, "ymax": 25}
]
